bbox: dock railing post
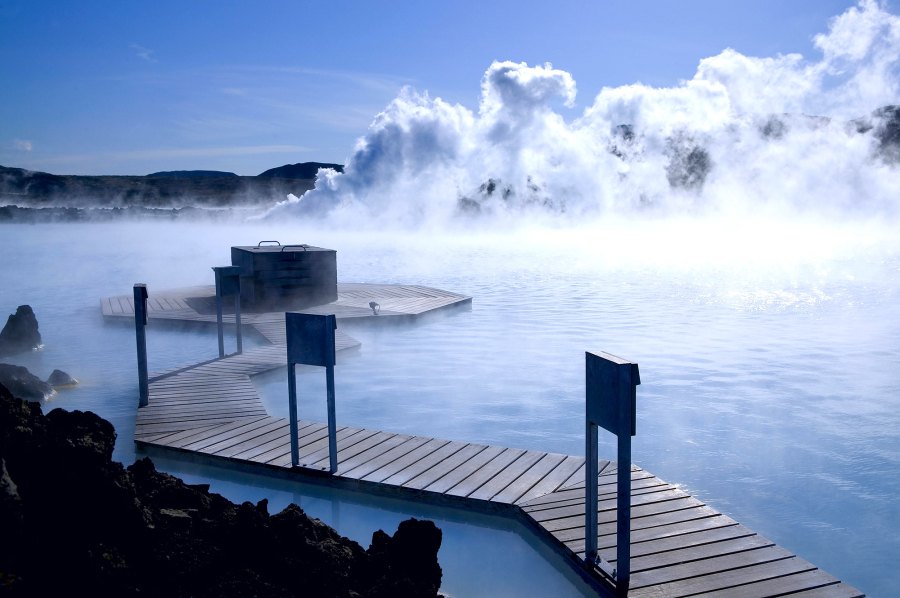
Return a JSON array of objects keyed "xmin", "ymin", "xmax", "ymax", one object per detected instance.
[
  {"xmin": 134, "ymin": 284, "xmax": 149, "ymax": 407},
  {"xmin": 285, "ymin": 313, "xmax": 338, "ymax": 473},
  {"xmin": 213, "ymin": 266, "xmax": 244, "ymax": 358},
  {"xmin": 213, "ymin": 266, "xmax": 243, "ymax": 358},
  {"xmin": 585, "ymin": 351, "xmax": 640, "ymax": 595}
]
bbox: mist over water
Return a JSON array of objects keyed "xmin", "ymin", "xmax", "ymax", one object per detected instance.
[
  {"xmin": 253, "ymin": 2, "xmax": 900, "ymax": 594},
  {"xmin": 3, "ymin": 2, "xmax": 900, "ymax": 596},
  {"xmin": 269, "ymin": 0, "xmax": 900, "ymax": 228}
]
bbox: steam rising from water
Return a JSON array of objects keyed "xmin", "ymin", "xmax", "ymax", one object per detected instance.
[{"xmin": 269, "ymin": 0, "xmax": 900, "ymax": 227}]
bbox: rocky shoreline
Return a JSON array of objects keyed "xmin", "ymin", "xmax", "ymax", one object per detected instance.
[{"xmin": 0, "ymin": 382, "xmax": 443, "ymax": 597}]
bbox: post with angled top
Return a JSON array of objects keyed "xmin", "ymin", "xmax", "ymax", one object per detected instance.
[
  {"xmin": 585, "ymin": 351, "xmax": 640, "ymax": 595},
  {"xmin": 134, "ymin": 284, "xmax": 149, "ymax": 407},
  {"xmin": 213, "ymin": 266, "xmax": 243, "ymax": 358},
  {"xmin": 285, "ymin": 313, "xmax": 338, "ymax": 473}
]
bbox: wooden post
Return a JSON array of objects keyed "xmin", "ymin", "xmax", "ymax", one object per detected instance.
[
  {"xmin": 585, "ymin": 417, "xmax": 599, "ymax": 563},
  {"xmin": 288, "ymin": 362, "xmax": 300, "ymax": 467},
  {"xmin": 134, "ymin": 284, "xmax": 149, "ymax": 407},
  {"xmin": 325, "ymin": 364, "xmax": 338, "ymax": 473},
  {"xmin": 585, "ymin": 351, "xmax": 640, "ymax": 594},
  {"xmin": 213, "ymin": 266, "xmax": 242, "ymax": 358},
  {"xmin": 285, "ymin": 312, "xmax": 338, "ymax": 473},
  {"xmin": 215, "ymin": 281, "xmax": 225, "ymax": 359}
]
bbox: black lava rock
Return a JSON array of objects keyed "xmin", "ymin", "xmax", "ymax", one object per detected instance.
[
  {"xmin": 0, "ymin": 363, "xmax": 54, "ymax": 402},
  {"xmin": 0, "ymin": 305, "xmax": 42, "ymax": 357},
  {"xmin": 0, "ymin": 382, "xmax": 444, "ymax": 597}
]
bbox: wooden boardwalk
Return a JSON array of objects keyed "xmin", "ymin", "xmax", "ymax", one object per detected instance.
[{"xmin": 110, "ymin": 284, "xmax": 862, "ymax": 597}]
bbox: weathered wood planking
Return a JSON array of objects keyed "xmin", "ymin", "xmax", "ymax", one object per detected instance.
[
  {"xmin": 121, "ymin": 279, "xmax": 857, "ymax": 597},
  {"xmin": 102, "ymin": 282, "xmax": 471, "ymax": 326}
]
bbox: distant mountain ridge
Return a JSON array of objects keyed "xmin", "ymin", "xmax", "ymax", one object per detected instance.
[
  {"xmin": 146, "ymin": 170, "xmax": 239, "ymax": 179},
  {"xmin": 0, "ymin": 162, "xmax": 343, "ymax": 209}
]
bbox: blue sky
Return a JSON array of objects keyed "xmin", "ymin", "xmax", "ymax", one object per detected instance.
[{"xmin": 0, "ymin": 0, "xmax": 883, "ymax": 175}]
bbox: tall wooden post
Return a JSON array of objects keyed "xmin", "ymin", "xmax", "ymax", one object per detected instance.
[
  {"xmin": 213, "ymin": 266, "xmax": 242, "ymax": 358},
  {"xmin": 134, "ymin": 284, "xmax": 149, "ymax": 407},
  {"xmin": 585, "ymin": 351, "xmax": 640, "ymax": 595}
]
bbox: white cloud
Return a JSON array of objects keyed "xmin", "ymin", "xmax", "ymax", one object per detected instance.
[
  {"xmin": 14, "ymin": 139, "xmax": 33, "ymax": 152},
  {"xmin": 255, "ymin": 2, "xmax": 900, "ymax": 226},
  {"xmin": 130, "ymin": 43, "xmax": 158, "ymax": 63}
]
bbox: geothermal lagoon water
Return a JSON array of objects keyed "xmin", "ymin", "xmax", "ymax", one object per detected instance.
[{"xmin": 2, "ymin": 220, "xmax": 898, "ymax": 596}]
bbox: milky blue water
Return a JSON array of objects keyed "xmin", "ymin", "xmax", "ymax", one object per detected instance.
[{"xmin": 2, "ymin": 220, "xmax": 898, "ymax": 596}]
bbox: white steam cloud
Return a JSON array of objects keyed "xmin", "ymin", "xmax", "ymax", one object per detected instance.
[{"xmin": 269, "ymin": 0, "xmax": 900, "ymax": 226}]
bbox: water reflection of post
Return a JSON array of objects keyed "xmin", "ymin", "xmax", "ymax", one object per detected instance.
[
  {"xmin": 134, "ymin": 283, "xmax": 149, "ymax": 407},
  {"xmin": 585, "ymin": 351, "xmax": 640, "ymax": 595}
]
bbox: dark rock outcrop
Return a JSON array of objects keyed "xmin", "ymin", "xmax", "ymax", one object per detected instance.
[
  {"xmin": 0, "ymin": 363, "xmax": 54, "ymax": 402},
  {"xmin": 0, "ymin": 383, "xmax": 443, "ymax": 597},
  {"xmin": 363, "ymin": 518, "xmax": 444, "ymax": 598},
  {"xmin": 0, "ymin": 305, "xmax": 41, "ymax": 357},
  {"xmin": 257, "ymin": 162, "xmax": 344, "ymax": 179},
  {"xmin": 146, "ymin": 170, "xmax": 238, "ymax": 178},
  {"xmin": 872, "ymin": 105, "xmax": 900, "ymax": 163},
  {"xmin": 665, "ymin": 135, "xmax": 712, "ymax": 191},
  {"xmin": 47, "ymin": 369, "xmax": 78, "ymax": 388}
]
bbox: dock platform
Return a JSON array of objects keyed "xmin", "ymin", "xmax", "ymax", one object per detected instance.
[{"xmin": 104, "ymin": 283, "xmax": 862, "ymax": 597}]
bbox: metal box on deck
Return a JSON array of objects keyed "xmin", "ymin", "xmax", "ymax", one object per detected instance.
[{"xmin": 230, "ymin": 244, "xmax": 337, "ymax": 310}]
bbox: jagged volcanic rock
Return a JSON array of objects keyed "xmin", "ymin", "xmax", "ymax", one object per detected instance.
[
  {"xmin": 0, "ymin": 305, "xmax": 41, "ymax": 357},
  {"xmin": 0, "ymin": 364, "xmax": 54, "ymax": 402},
  {"xmin": 0, "ymin": 382, "xmax": 444, "ymax": 597}
]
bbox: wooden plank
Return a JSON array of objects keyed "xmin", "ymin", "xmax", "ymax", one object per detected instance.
[
  {"xmin": 630, "ymin": 556, "xmax": 815, "ymax": 595},
  {"xmin": 329, "ymin": 431, "xmax": 404, "ymax": 472},
  {"xmin": 467, "ymin": 449, "xmax": 548, "ymax": 502},
  {"xmin": 149, "ymin": 417, "xmax": 270, "ymax": 448},
  {"xmin": 300, "ymin": 427, "xmax": 380, "ymax": 467},
  {"xmin": 246, "ymin": 423, "xmax": 333, "ymax": 464},
  {"xmin": 563, "ymin": 519, "xmax": 753, "ymax": 559},
  {"xmin": 514, "ymin": 455, "xmax": 585, "ymax": 504},
  {"xmin": 781, "ymin": 583, "xmax": 865, "ymax": 598},
  {"xmin": 265, "ymin": 426, "xmax": 355, "ymax": 468},
  {"xmin": 490, "ymin": 452, "xmax": 568, "ymax": 504},
  {"xmin": 267, "ymin": 426, "xmax": 363, "ymax": 468},
  {"xmin": 402, "ymin": 443, "xmax": 488, "ymax": 490},
  {"xmin": 181, "ymin": 417, "xmax": 283, "ymax": 451},
  {"xmin": 521, "ymin": 478, "xmax": 669, "ymax": 515},
  {"xmin": 136, "ymin": 408, "xmax": 266, "ymax": 425},
  {"xmin": 380, "ymin": 440, "xmax": 469, "ymax": 487},
  {"xmin": 231, "ymin": 423, "xmax": 326, "ymax": 461},
  {"xmin": 360, "ymin": 438, "xmax": 452, "ymax": 483},
  {"xmin": 134, "ymin": 420, "xmax": 241, "ymax": 436},
  {"xmin": 630, "ymin": 549, "xmax": 804, "ymax": 593},
  {"xmin": 547, "ymin": 506, "xmax": 728, "ymax": 544},
  {"xmin": 690, "ymin": 568, "xmax": 844, "ymax": 598},
  {"xmin": 341, "ymin": 436, "xmax": 432, "ymax": 480},
  {"xmin": 445, "ymin": 447, "xmax": 526, "ymax": 498},
  {"xmin": 527, "ymin": 487, "xmax": 693, "ymax": 524},
  {"xmin": 520, "ymin": 472, "xmax": 661, "ymax": 510},
  {"xmin": 421, "ymin": 445, "xmax": 506, "ymax": 494},
  {"xmin": 607, "ymin": 533, "xmax": 773, "ymax": 571},
  {"xmin": 215, "ymin": 421, "xmax": 318, "ymax": 459},
  {"xmin": 537, "ymin": 496, "xmax": 707, "ymax": 534},
  {"xmin": 607, "ymin": 518, "xmax": 744, "ymax": 553},
  {"xmin": 140, "ymin": 399, "xmax": 265, "ymax": 415}
]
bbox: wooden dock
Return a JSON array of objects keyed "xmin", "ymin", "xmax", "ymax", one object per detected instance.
[{"xmin": 105, "ymin": 283, "xmax": 862, "ymax": 597}]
